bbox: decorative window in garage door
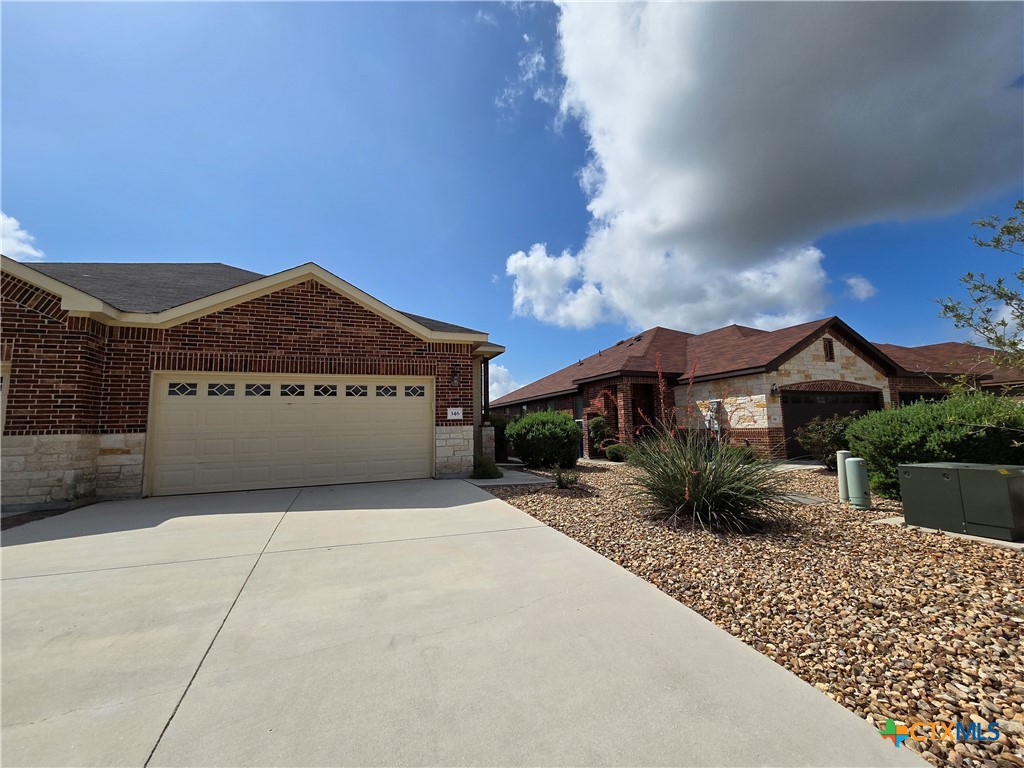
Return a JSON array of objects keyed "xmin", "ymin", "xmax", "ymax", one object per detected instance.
[
  {"xmin": 281, "ymin": 384, "xmax": 306, "ymax": 397},
  {"xmin": 208, "ymin": 383, "xmax": 235, "ymax": 396},
  {"xmin": 314, "ymin": 384, "xmax": 338, "ymax": 397},
  {"xmin": 376, "ymin": 385, "xmax": 397, "ymax": 397},
  {"xmin": 345, "ymin": 385, "xmax": 368, "ymax": 397},
  {"xmin": 168, "ymin": 382, "xmax": 198, "ymax": 396},
  {"xmin": 405, "ymin": 385, "xmax": 425, "ymax": 397},
  {"xmin": 245, "ymin": 383, "xmax": 271, "ymax": 397}
]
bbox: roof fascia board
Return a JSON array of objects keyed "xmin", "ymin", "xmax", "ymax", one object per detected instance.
[
  {"xmin": 472, "ymin": 343, "xmax": 505, "ymax": 359},
  {"xmin": 492, "ymin": 387, "xmax": 579, "ymax": 407},
  {"xmin": 688, "ymin": 366, "xmax": 767, "ymax": 383},
  {"xmin": 2, "ymin": 256, "xmax": 112, "ymax": 315},
  {"xmin": 3, "ymin": 258, "xmax": 488, "ymax": 344}
]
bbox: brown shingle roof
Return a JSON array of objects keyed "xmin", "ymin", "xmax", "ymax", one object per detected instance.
[
  {"xmin": 876, "ymin": 342, "xmax": 1024, "ymax": 385},
  {"xmin": 493, "ymin": 316, "xmax": 896, "ymax": 407}
]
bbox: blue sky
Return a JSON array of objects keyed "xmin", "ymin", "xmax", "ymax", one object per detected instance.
[{"xmin": 3, "ymin": 2, "xmax": 1022, "ymax": 398}]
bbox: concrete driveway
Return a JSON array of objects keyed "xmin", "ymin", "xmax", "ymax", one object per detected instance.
[{"xmin": 2, "ymin": 480, "xmax": 921, "ymax": 767}]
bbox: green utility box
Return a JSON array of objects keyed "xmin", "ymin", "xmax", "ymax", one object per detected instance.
[{"xmin": 898, "ymin": 463, "xmax": 1024, "ymax": 542}]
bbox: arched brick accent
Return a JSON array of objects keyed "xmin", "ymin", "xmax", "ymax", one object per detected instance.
[{"xmin": 779, "ymin": 379, "xmax": 882, "ymax": 393}]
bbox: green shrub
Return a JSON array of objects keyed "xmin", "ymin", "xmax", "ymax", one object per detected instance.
[
  {"xmin": 488, "ymin": 415, "xmax": 510, "ymax": 462},
  {"xmin": 470, "ymin": 453, "xmax": 503, "ymax": 480},
  {"xmin": 604, "ymin": 443, "xmax": 630, "ymax": 462},
  {"xmin": 794, "ymin": 413, "xmax": 859, "ymax": 469},
  {"xmin": 627, "ymin": 424, "xmax": 788, "ymax": 533},
  {"xmin": 554, "ymin": 469, "xmax": 579, "ymax": 489},
  {"xmin": 505, "ymin": 411, "xmax": 582, "ymax": 469},
  {"xmin": 847, "ymin": 394, "xmax": 1024, "ymax": 498}
]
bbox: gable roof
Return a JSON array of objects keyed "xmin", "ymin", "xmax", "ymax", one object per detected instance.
[
  {"xmin": 876, "ymin": 341, "xmax": 1024, "ymax": 385},
  {"xmin": 4, "ymin": 258, "xmax": 488, "ymax": 340},
  {"xmin": 492, "ymin": 316, "xmax": 898, "ymax": 407},
  {"xmin": 29, "ymin": 262, "xmax": 265, "ymax": 313}
]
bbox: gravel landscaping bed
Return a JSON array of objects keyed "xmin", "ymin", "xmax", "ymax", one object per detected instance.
[{"xmin": 489, "ymin": 462, "xmax": 1023, "ymax": 768}]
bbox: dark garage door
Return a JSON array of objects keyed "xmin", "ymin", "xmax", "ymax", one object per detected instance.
[{"xmin": 781, "ymin": 390, "xmax": 882, "ymax": 458}]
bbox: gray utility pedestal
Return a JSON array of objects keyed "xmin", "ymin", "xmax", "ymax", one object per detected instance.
[{"xmin": 898, "ymin": 463, "xmax": 1024, "ymax": 542}]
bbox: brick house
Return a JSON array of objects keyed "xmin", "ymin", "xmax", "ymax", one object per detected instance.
[
  {"xmin": 1, "ymin": 257, "xmax": 503, "ymax": 509},
  {"xmin": 491, "ymin": 316, "xmax": 1021, "ymax": 459}
]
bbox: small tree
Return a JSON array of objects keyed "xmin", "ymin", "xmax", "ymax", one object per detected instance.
[
  {"xmin": 587, "ymin": 414, "xmax": 614, "ymax": 454},
  {"xmin": 794, "ymin": 413, "xmax": 859, "ymax": 469},
  {"xmin": 939, "ymin": 200, "xmax": 1024, "ymax": 370}
]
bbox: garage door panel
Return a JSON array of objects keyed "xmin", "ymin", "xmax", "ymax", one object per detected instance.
[
  {"xmin": 162, "ymin": 410, "xmax": 200, "ymax": 429},
  {"xmin": 240, "ymin": 410, "xmax": 273, "ymax": 428},
  {"xmin": 149, "ymin": 376, "xmax": 434, "ymax": 495},
  {"xmin": 160, "ymin": 439, "xmax": 199, "ymax": 459},
  {"xmin": 238, "ymin": 437, "xmax": 273, "ymax": 456}
]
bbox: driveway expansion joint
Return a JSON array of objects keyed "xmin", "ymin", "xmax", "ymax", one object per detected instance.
[
  {"xmin": 142, "ymin": 488, "xmax": 302, "ymax": 767},
  {"xmin": 262, "ymin": 522, "xmax": 549, "ymax": 557},
  {"xmin": 0, "ymin": 551, "xmax": 264, "ymax": 582}
]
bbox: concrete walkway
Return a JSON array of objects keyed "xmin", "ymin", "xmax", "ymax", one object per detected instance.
[
  {"xmin": 2, "ymin": 480, "xmax": 921, "ymax": 767},
  {"xmin": 464, "ymin": 469, "xmax": 554, "ymax": 487}
]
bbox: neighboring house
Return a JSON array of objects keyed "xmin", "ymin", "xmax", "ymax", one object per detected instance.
[
  {"xmin": 876, "ymin": 342, "xmax": 1024, "ymax": 402},
  {"xmin": 491, "ymin": 316, "xmax": 1020, "ymax": 459},
  {"xmin": 1, "ymin": 256, "xmax": 503, "ymax": 509}
]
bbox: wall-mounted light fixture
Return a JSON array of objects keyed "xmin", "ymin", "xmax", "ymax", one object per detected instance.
[
  {"xmin": 451, "ymin": 371, "xmax": 461, "ymax": 387},
  {"xmin": 770, "ymin": 383, "xmax": 779, "ymax": 396}
]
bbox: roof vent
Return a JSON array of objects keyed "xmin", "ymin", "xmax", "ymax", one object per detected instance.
[{"xmin": 635, "ymin": 335, "xmax": 643, "ymax": 341}]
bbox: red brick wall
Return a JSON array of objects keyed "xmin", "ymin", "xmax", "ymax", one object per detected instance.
[
  {"xmin": 723, "ymin": 427, "xmax": 788, "ymax": 459},
  {"xmin": 888, "ymin": 375, "xmax": 959, "ymax": 405},
  {"xmin": 2, "ymin": 276, "xmax": 474, "ymax": 435},
  {"xmin": 2, "ymin": 275, "xmax": 106, "ymax": 435}
]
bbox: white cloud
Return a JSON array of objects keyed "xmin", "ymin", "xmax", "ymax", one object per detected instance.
[
  {"xmin": 496, "ymin": 42, "xmax": 561, "ymax": 113},
  {"xmin": 1, "ymin": 213, "xmax": 46, "ymax": 262},
  {"xmin": 844, "ymin": 275, "xmax": 877, "ymax": 301},
  {"xmin": 489, "ymin": 363, "xmax": 522, "ymax": 400},
  {"xmin": 475, "ymin": 9, "xmax": 498, "ymax": 27},
  {"xmin": 507, "ymin": 3, "xmax": 1023, "ymax": 332}
]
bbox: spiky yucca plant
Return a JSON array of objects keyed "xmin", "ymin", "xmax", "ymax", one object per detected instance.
[{"xmin": 627, "ymin": 424, "xmax": 790, "ymax": 533}]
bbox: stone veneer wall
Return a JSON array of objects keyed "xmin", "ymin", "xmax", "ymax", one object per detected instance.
[
  {"xmin": 0, "ymin": 433, "xmax": 143, "ymax": 508},
  {"xmin": 480, "ymin": 425, "xmax": 496, "ymax": 460},
  {"xmin": 435, "ymin": 425, "xmax": 474, "ymax": 476}
]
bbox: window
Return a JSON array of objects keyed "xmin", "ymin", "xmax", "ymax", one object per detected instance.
[
  {"xmin": 208, "ymin": 383, "xmax": 235, "ymax": 397},
  {"xmin": 345, "ymin": 385, "xmax": 368, "ymax": 397},
  {"xmin": 168, "ymin": 382, "xmax": 198, "ymax": 396},
  {"xmin": 376, "ymin": 385, "xmax": 397, "ymax": 397},
  {"xmin": 405, "ymin": 385, "xmax": 425, "ymax": 398},
  {"xmin": 281, "ymin": 384, "xmax": 306, "ymax": 397},
  {"xmin": 314, "ymin": 384, "xmax": 338, "ymax": 397},
  {"xmin": 245, "ymin": 383, "xmax": 271, "ymax": 397},
  {"xmin": 823, "ymin": 338, "xmax": 835, "ymax": 362}
]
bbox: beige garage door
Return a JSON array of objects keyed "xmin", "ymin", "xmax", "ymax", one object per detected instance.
[{"xmin": 148, "ymin": 374, "xmax": 434, "ymax": 496}]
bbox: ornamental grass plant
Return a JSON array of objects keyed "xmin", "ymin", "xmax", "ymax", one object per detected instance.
[{"xmin": 628, "ymin": 423, "xmax": 791, "ymax": 533}]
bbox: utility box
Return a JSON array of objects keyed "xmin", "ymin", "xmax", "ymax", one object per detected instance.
[
  {"xmin": 898, "ymin": 463, "xmax": 1024, "ymax": 542},
  {"xmin": 899, "ymin": 463, "xmax": 970, "ymax": 533},
  {"xmin": 959, "ymin": 465, "xmax": 1024, "ymax": 541}
]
